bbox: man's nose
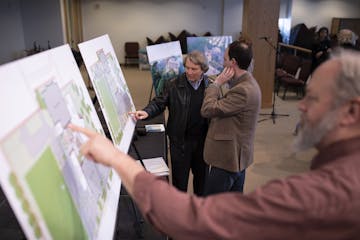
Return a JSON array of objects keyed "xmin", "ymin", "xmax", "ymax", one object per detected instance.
[{"xmin": 297, "ymin": 99, "xmax": 306, "ymax": 112}]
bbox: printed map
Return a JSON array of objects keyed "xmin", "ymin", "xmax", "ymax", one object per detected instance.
[
  {"xmin": 0, "ymin": 45, "xmax": 119, "ymax": 239},
  {"xmin": 79, "ymin": 35, "xmax": 136, "ymax": 152}
]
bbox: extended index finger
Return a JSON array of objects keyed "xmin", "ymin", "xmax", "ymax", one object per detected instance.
[{"xmin": 68, "ymin": 123, "xmax": 97, "ymax": 138}]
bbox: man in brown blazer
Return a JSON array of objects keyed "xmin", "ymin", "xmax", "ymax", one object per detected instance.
[{"xmin": 201, "ymin": 41, "xmax": 261, "ymax": 194}]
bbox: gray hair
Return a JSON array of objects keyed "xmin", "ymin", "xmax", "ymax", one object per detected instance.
[
  {"xmin": 184, "ymin": 50, "xmax": 209, "ymax": 72},
  {"xmin": 331, "ymin": 49, "xmax": 360, "ymax": 106}
]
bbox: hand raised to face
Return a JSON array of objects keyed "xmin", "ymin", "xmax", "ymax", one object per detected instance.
[{"xmin": 214, "ymin": 67, "xmax": 235, "ymax": 86}]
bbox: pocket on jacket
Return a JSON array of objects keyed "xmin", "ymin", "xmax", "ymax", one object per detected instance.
[{"xmin": 204, "ymin": 137, "xmax": 237, "ymax": 171}]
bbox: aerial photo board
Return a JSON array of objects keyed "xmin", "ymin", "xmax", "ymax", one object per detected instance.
[
  {"xmin": 146, "ymin": 41, "xmax": 184, "ymax": 95},
  {"xmin": 78, "ymin": 34, "xmax": 136, "ymax": 152},
  {"xmin": 187, "ymin": 36, "xmax": 232, "ymax": 75},
  {"xmin": 0, "ymin": 45, "xmax": 120, "ymax": 239}
]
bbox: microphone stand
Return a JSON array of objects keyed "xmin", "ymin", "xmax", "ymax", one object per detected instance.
[{"xmin": 258, "ymin": 37, "xmax": 289, "ymax": 124}]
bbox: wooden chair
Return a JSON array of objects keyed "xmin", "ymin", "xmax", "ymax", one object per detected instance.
[
  {"xmin": 275, "ymin": 53, "xmax": 301, "ymax": 93},
  {"xmin": 124, "ymin": 42, "xmax": 139, "ymax": 66},
  {"xmin": 277, "ymin": 59, "xmax": 312, "ymax": 100}
]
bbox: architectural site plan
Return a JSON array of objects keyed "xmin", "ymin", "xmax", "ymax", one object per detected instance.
[{"xmin": 0, "ymin": 45, "xmax": 120, "ymax": 240}]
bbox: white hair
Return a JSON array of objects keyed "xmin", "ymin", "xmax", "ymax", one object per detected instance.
[
  {"xmin": 331, "ymin": 49, "xmax": 360, "ymax": 107},
  {"xmin": 294, "ymin": 49, "xmax": 360, "ymax": 151}
]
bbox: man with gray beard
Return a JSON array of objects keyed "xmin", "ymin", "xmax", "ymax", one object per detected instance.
[{"xmin": 70, "ymin": 49, "xmax": 360, "ymax": 239}]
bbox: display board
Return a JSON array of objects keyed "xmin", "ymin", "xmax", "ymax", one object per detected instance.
[
  {"xmin": 146, "ymin": 41, "xmax": 184, "ymax": 96},
  {"xmin": 78, "ymin": 35, "xmax": 136, "ymax": 152},
  {"xmin": 187, "ymin": 36, "xmax": 233, "ymax": 75},
  {"xmin": 0, "ymin": 45, "xmax": 120, "ymax": 239}
]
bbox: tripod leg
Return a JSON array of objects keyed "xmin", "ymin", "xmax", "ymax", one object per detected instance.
[
  {"xmin": 148, "ymin": 85, "xmax": 154, "ymax": 104},
  {"xmin": 130, "ymin": 198, "xmax": 144, "ymax": 238}
]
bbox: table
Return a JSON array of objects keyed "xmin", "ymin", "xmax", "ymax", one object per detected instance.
[
  {"xmin": 129, "ymin": 113, "xmax": 167, "ymax": 163},
  {"xmin": 114, "ymin": 113, "xmax": 168, "ymax": 239}
]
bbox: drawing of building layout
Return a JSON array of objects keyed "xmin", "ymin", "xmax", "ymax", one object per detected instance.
[
  {"xmin": 79, "ymin": 35, "xmax": 136, "ymax": 152},
  {"xmin": 0, "ymin": 45, "xmax": 120, "ymax": 240}
]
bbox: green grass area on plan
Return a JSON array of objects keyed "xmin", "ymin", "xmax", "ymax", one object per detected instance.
[{"xmin": 26, "ymin": 147, "xmax": 88, "ymax": 239}]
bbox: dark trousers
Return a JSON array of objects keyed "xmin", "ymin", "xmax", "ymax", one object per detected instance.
[
  {"xmin": 169, "ymin": 137, "xmax": 206, "ymax": 196},
  {"xmin": 204, "ymin": 165, "xmax": 246, "ymax": 196}
]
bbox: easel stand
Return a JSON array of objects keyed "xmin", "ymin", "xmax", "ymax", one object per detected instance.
[
  {"xmin": 148, "ymin": 85, "xmax": 154, "ymax": 103},
  {"xmin": 114, "ymin": 132, "xmax": 145, "ymax": 239},
  {"xmin": 129, "ymin": 133, "xmax": 145, "ymax": 238},
  {"xmin": 258, "ymin": 37, "xmax": 289, "ymax": 124},
  {"xmin": 131, "ymin": 134, "xmax": 145, "ymax": 167}
]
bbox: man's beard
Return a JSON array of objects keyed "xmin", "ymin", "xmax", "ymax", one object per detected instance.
[{"xmin": 293, "ymin": 109, "xmax": 339, "ymax": 151}]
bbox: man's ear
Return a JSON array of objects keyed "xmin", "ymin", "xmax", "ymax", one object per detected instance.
[
  {"xmin": 340, "ymin": 97, "xmax": 360, "ymax": 125},
  {"xmin": 231, "ymin": 58, "xmax": 237, "ymax": 66}
]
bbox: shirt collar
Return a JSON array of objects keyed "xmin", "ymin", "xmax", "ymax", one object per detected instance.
[
  {"xmin": 187, "ymin": 74, "xmax": 204, "ymax": 90},
  {"xmin": 228, "ymin": 71, "xmax": 248, "ymax": 88},
  {"xmin": 311, "ymin": 136, "xmax": 360, "ymax": 169}
]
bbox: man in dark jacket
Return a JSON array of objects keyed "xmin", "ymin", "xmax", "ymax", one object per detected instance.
[{"xmin": 130, "ymin": 51, "xmax": 210, "ymax": 196}]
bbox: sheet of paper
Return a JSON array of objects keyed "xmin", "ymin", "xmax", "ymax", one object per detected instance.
[
  {"xmin": 136, "ymin": 157, "xmax": 169, "ymax": 176},
  {"xmin": 0, "ymin": 44, "xmax": 119, "ymax": 240},
  {"xmin": 145, "ymin": 124, "xmax": 165, "ymax": 132},
  {"xmin": 78, "ymin": 34, "xmax": 136, "ymax": 153}
]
